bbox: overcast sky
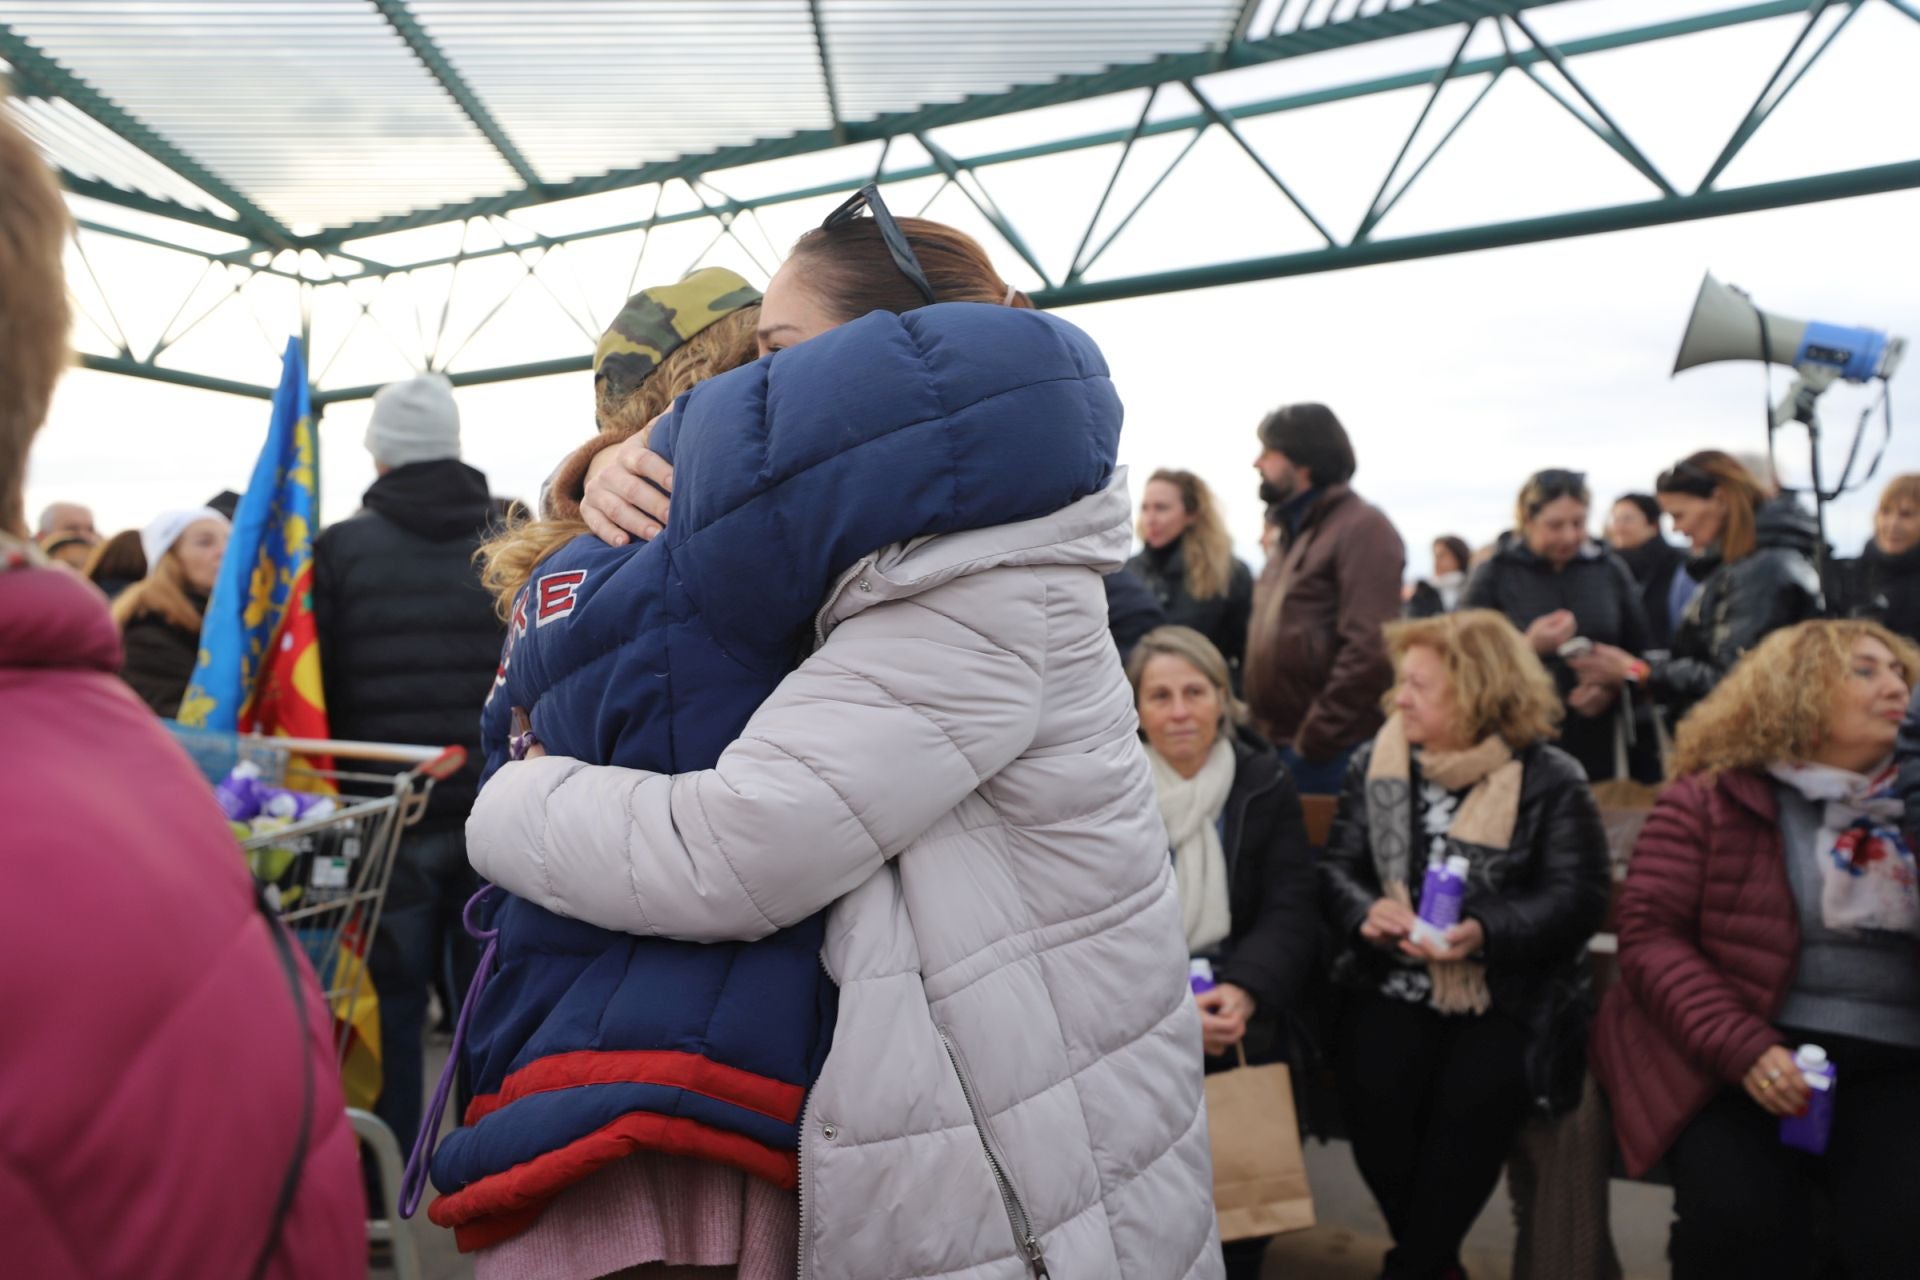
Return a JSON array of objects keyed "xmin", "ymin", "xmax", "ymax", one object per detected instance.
[{"xmin": 21, "ymin": 0, "xmax": 1920, "ymax": 577}]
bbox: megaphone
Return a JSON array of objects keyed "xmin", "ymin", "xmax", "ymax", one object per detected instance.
[{"xmin": 1674, "ymin": 273, "xmax": 1905, "ymax": 384}]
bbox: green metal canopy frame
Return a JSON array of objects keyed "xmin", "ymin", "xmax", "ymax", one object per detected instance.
[{"xmin": 4, "ymin": 0, "xmax": 1917, "ymax": 405}]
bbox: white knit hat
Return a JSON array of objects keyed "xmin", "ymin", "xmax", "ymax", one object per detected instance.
[
  {"xmin": 142, "ymin": 507, "xmax": 228, "ymax": 569},
  {"xmin": 365, "ymin": 372, "xmax": 461, "ymax": 468}
]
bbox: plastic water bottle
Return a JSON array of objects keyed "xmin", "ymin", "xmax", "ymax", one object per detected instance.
[
  {"xmin": 1189, "ymin": 958, "xmax": 1216, "ymax": 996},
  {"xmin": 1779, "ymin": 1044, "xmax": 1837, "ymax": 1155},
  {"xmin": 1411, "ymin": 855, "xmax": 1471, "ymax": 950}
]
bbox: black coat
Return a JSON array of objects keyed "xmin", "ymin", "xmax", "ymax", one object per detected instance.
[
  {"xmin": 1651, "ymin": 497, "xmax": 1823, "ymax": 721},
  {"xmin": 1461, "ymin": 535, "xmax": 1651, "ymax": 781},
  {"xmin": 1612, "ymin": 536, "xmax": 1689, "ymax": 649},
  {"xmin": 313, "ymin": 459, "xmax": 505, "ymax": 829},
  {"xmin": 119, "ymin": 599, "xmax": 204, "ymax": 718},
  {"xmin": 1102, "ymin": 568, "xmax": 1166, "ymax": 663},
  {"xmin": 1829, "ymin": 540, "xmax": 1920, "ymax": 644},
  {"xmin": 1319, "ymin": 740, "xmax": 1610, "ymax": 1113},
  {"xmin": 1212, "ymin": 734, "xmax": 1321, "ymax": 1039},
  {"xmin": 1127, "ymin": 539, "xmax": 1254, "ymax": 675}
]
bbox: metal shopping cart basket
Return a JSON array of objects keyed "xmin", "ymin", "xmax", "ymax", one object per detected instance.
[{"xmin": 170, "ymin": 726, "xmax": 466, "ymax": 1280}]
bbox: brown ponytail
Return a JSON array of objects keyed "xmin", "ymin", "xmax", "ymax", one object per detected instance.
[{"xmin": 786, "ymin": 216, "xmax": 1029, "ymax": 323}]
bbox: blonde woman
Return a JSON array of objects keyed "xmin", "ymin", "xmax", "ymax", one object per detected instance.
[
  {"xmin": 1320, "ymin": 610, "xmax": 1609, "ymax": 1280},
  {"xmin": 1126, "ymin": 625, "xmax": 1317, "ymax": 1280},
  {"xmin": 1593, "ymin": 619, "xmax": 1920, "ymax": 1280},
  {"xmin": 112, "ymin": 507, "xmax": 229, "ymax": 716},
  {"xmin": 1128, "ymin": 469, "xmax": 1254, "ymax": 680},
  {"xmin": 1831, "ymin": 473, "xmax": 1920, "ymax": 641}
]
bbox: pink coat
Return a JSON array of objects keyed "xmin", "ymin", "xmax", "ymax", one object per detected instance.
[{"xmin": 0, "ymin": 556, "xmax": 363, "ymax": 1279}]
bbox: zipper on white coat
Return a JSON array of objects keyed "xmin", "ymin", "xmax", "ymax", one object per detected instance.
[
  {"xmin": 938, "ymin": 1029, "xmax": 1051, "ymax": 1279},
  {"xmin": 795, "ymin": 1087, "xmax": 815, "ymax": 1280},
  {"xmin": 796, "ymin": 948, "xmax": 836, "ymax": 1280},
  {"xmin": 813, "ymin": 556, "xmax": 876, "ymax": 649}
]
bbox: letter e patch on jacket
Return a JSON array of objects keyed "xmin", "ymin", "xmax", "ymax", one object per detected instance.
[{"xmin": 534, "ymin": 570, "xmax": 588, "ymax": 627}]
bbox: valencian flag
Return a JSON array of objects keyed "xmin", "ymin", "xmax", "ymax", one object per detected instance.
[
  {"xmin": 178, "ymin": 337, "xmax": 329, "ymax": 745},
  {"xmin": 178, "ymin": 338, "xmax": 382, "ymax": 1109}
]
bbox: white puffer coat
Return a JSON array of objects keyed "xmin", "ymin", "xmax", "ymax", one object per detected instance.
[{"xmin": 469, "ymin": 474, "xmax": 1222, "ymax": 1280}]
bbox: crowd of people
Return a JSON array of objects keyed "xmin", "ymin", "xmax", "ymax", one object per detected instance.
[{"xmin": 6, "ymin": 104, "xmax": 1918, "ymax": 1280}]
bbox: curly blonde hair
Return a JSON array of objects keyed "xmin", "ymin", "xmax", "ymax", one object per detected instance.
[
  {"xmin": 1384, "ymin": 609, "xmax": 1563, "ymax": 750},
  {"xmin": 1669, "ymin": 619, "xmax": 1920, "ymax": 777},
  {"xmin": 477, "ymin": 305, "xmax": 761, "ymax": 618}
]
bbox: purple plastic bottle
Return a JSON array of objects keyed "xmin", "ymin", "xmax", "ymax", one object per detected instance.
[
  {"xmin": 1779, "ymin": 1044, "xmax": 1837, "ymax": 1155},
  {"xmin": 1189, "ymin": 958, "xmax": 1217, "ymax": 997},
  {"xmin": 214, "ymin": 761, "xmax": 266, "ymax": 822},
  {"xmin": 1412, "ymin": 854, "xmax": 1470, "ymax": 950}
]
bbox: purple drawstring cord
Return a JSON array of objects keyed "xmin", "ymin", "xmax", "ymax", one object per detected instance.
[{"xmin": 398, "ymin": 883, "xmax": 500, "ymax": 1218}]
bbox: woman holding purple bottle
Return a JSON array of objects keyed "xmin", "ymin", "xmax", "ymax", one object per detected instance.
[
  {"xmin": 1320, "ymin": 610, "xmax": 1610, "ymax": 1280},
  {"xmin": 1593, "ymin": 619, "xmax": 1920, "ymax": 1280}
]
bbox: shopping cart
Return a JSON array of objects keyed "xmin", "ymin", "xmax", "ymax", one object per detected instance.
[{"xmin": 170, "ymin": 727, "xmax": 466, "ymax": 1280}]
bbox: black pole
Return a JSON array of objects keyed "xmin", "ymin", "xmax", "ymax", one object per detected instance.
[{"xmin": 1801, "ymin": 400, "xmax": 1830, "ymax": 592}]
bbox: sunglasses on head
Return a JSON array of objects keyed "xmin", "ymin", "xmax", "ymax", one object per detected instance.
[
  {"xmin": 1656, "ymin": 459, "xmax": 1718, "ymax": 498},
  {"xmin": 1525, "ymin": 468, "xmax": 1588, "ymax": 514},
  {"xmin": 821, "ymin": 184, "xmax": 937, "ymax": 307},
  {"xmin": 1531, "ymin": 468, "xmax": 1587, "ymax": 494}
]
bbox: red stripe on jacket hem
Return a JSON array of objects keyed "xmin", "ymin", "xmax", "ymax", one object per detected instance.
[
  {"xmin": 430, "ymin": 1112, "xmax": 800, "ymax": 1251},
  {"xmin": 463, "ymin": 1048, "xmax": 806, "ymax": 1126}
]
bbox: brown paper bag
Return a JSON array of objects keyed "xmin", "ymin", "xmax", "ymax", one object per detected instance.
[{"xmin": 1205, "ymin": 1050, "xmax": 1316, "ymax": 1241}]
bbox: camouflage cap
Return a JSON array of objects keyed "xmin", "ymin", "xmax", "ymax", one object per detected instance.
[{"xmin": 593, "ymin": 267, "xmax": 763, "ymax": 406}]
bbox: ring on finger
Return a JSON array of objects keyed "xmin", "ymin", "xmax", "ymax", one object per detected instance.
[
  {"xmin": 1759, "ymin": 1079, "xmax": 1773, "ymax": 1091},
  {"xmin": 1766, "ymin": 1069, "xmax": 1783, "ymax": 1082}
]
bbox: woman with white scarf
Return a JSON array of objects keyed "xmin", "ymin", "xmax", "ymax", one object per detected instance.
[
  {"xmin": 1320, "ymin": 610, "xmax": 1609, "ymax": 1280},
  {"xmin": 1593, "ymin": 619, "xmax": 1920, "ymax": 1280},
  {"xmin": 1127, "ymin": 626, "xmax": 1318, "ymax": 1280}
]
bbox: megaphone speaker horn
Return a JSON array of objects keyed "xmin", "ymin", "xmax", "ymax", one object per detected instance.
[{"xmin": 1673, "ymin": 273, "xmax": 1807, "ymax": 375}]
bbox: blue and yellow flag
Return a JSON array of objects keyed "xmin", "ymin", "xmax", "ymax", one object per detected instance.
[{"xmin": 178, "ymin": 337, "xmax": 330, "ymax": 745}]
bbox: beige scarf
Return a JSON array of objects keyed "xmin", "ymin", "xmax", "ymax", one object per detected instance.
[
  {"xmin": 1365, "ymin": 714, "xmax": 1522, "ymax": 1014},
  {"xmin": 1149, "ymin": 737, "xmax": 1237, "ymax": 955}
]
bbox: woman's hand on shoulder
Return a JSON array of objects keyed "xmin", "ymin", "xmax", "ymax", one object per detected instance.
[{"xmin": 581, "ymin": 428, "xmax": 673, "ymax": 547}]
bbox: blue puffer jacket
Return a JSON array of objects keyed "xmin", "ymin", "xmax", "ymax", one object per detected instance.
[{"xmin": 429, "ymin": 303, "xmax": 1123, "ymax": 1249}]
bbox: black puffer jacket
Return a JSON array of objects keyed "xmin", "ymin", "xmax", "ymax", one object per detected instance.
[
  {"xmin": 1320, "ymin": 740, "xmax": 1610, "ymax": 1113},
  {"xmin": 1651, "ymin": 496, "xmax": 1823, "ymax": 721},
  {"xmin": 1829, "ymin": 540, "xmax": 1920, "ymax": 644},
  {"xmin": 119, "ymin": 596, "xmax": 205, "ymax": 718},
  {"xmin": 1461, "ymin": 535, "xmax": 1650, "ymax": 781},
  {"xmin": 312, "ymin": 459, "xmax": 504, "ymax": 829},
  {"xmin": 1212, "ymin": 732, "xmax": 1321, "ymax": 1045},
  {"xmin": 1613, "ymin": 536, "xmax": 1689, "ymax": 649},
  {"xmin": 1102, "ymin": 568, "xmax": 1166, "ymax": 663},
  {"xmin": 1127, "ymin": 539, "xmax": 1255, "ymax": 675}
]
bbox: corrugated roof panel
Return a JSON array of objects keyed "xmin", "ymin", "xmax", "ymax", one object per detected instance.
[
  {"xmin": 4, "ymin": 0, "xmax": 521, "ymax": 233},
  {"xmin": 820, "ymin": 0, "xmax": 1243, "ymax": 121},
  {"xmin": 5, "ymin": 93, "xmax": 237, "ymax": 218},
  {"xmin": 411, "ymin": 0, "xmax": 833, "ymax": 185}
]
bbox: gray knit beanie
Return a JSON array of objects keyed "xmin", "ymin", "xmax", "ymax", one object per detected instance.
[{"xmin": 365, "ymin": 373, "xmax": 460, "ymax": 468}]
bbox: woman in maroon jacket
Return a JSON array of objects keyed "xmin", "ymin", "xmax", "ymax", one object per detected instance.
[{"xmin": 1592, "ymin": 619, "xmax": 1920, "ymax": 1280}]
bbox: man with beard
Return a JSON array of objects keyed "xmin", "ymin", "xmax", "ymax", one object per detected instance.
[{"xmin": 1244, "ymin": 402, "xmax": 1405, "ymax": 793}]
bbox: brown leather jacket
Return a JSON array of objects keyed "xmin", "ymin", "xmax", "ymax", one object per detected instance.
[{"xmin": 1245, "ymin": 484, "xmax": 1404, "ymax": 761}]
